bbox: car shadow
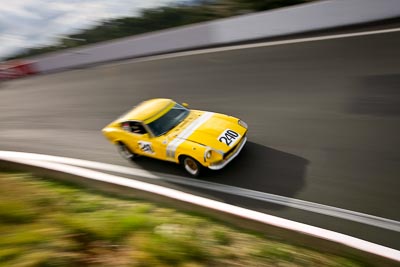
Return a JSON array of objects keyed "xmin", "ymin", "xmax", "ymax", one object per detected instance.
[
  {"xmin": 132, "ymin": 141, "xmax": 309, "ymax": 201},
  {"xmin": 209, "ymin": 142, "xmax": 308, "ymax": 195}
]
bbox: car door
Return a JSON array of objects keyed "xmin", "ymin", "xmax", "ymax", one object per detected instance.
[{"xmin": 122, "ymin": 121, "xmax": 167, "ymax": 160}]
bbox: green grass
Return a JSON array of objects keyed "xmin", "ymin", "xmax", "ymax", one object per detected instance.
[{"xmin": 0, "ymin": 172, "xmax": 367, "ymax": 267}]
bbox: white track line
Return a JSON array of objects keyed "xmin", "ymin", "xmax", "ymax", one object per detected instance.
[
  {"xmin": 1, "ymin": 151, "xmax": 399, "ymax": 233},
  {"xmin": 106, "ymin": 27, "xmax": 400, "ymax": 67},
  {"xmin": 1, "ymin": 154, "xmax": 400, "ymax": 262},
  {"xmin": 155, "ymin": 175, "xmax": 400, "ymax": 232},
  {"xmin": 0, "ymin": 151, "xmax": 159, "ymax": 179}
]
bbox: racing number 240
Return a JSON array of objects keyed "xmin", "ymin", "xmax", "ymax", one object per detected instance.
[{"xmin": 219, "ymin": 129, "xmax": 239, "ymax": 146}]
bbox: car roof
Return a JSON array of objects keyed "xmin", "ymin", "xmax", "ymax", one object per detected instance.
[{"xmin": 119, "ymin": 98, "xmax": 175, "ymax": 122}]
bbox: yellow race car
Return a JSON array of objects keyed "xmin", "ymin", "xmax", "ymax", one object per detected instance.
[{"xmin": 102, "ymin": 98, "xmax": 248, "ymax": 176}]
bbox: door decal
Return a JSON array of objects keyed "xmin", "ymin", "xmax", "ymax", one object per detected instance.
[{"xmin": 138, "ymin": 141, "xmax": 154, "ymax": 154}]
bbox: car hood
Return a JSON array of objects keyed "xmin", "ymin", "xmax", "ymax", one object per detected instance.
[{"xmin": 170, "ymin": 111, "xmax": 247, "ymax": 152}]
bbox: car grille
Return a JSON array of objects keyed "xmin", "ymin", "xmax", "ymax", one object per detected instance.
[{"xmin": 223, "ymin": 133, "xmax": 246, "ymax": 160}]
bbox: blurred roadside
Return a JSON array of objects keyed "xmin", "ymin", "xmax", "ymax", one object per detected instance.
[
  {"xmin": 2, "ymin": 0, "xmax": 316, "ymax": 61},
  {"xmin": 1, "ymin": 0, "xmax": 399, "ymax": 80}
]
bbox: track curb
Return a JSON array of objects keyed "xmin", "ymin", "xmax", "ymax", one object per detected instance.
[{"xmin": 0, "ymin": 152, "xmax": 399, "ymax": 266}]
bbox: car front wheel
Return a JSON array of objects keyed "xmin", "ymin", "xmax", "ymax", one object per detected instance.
[
  {"xmin": 182, "ymin": 156, "xmax": 202, "ymax": 177},
  {"xmin": 118, "ymin": 142, "xmax": 138, "ymax": 161}
]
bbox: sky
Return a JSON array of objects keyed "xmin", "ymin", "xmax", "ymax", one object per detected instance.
[{"xmin": 0, "ymin": 0, "xmax": 183, "ymax": 60}]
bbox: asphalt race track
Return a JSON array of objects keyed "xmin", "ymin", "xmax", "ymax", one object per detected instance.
[{"xmin": 1, "ymin": 29, "xmax": 400, "ymax": 249}]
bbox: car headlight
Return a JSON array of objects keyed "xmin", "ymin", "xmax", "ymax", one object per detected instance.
[
  {"xmin": 204, "ymin": 148, "xmax": 223, "ymax": 162},
  {"xmin": 238, "ymin": 119, "xmax": 248, "ymax": 128}
]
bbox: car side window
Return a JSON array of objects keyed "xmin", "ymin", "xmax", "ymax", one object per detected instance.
[{"xmin": 121, "ymin": 121, "xmax": 147, "ymax": 135}]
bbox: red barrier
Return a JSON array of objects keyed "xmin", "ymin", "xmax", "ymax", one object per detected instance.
[{"xmin": 0, "ymin": 61, "xmax": 38, "ymax": 80}]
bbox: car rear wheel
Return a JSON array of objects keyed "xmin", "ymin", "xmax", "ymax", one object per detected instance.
[
  {"xmin": 182, "ymin": 156, "xmax": 202, "ymax": 177},
  {"xmin": 118, "ymin": 142, "xmax": 138, "ymax": 161}
]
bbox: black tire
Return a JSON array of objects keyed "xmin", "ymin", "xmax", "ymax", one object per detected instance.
[
  {"xmin": 117, "ymin": 142, "xmax": 138, "ymax": 161},
  {"xmin": 181, "ymin": 156, "xmax": 202, "ymax": 177}
]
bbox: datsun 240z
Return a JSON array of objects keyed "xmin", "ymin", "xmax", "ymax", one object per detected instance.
[{"xmin": 102, "ymin": 98, "xmax": 248, "ymax": 176}]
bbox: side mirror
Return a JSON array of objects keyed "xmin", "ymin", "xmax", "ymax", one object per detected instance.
[{"xmin": 182, "ymin": 102, "xmax": 189, "ymax": 108}]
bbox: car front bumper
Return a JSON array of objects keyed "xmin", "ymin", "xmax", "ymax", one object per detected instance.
[{"xmin": 208, "ymin": 136, "xmax": 247, "ymax": 170}]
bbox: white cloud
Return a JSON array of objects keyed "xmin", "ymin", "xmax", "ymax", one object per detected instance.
[{"xmin": 0, "ymin": 0, "xmax": 183, "ymax": 60}]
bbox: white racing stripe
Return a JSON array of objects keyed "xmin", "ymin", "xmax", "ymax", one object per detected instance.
[
  {"xmin": 0, "ymin": 152, "xmax": 400, "ymax": 262},
  {"xmin": 166, "ymin": 112, "xmax": 214, "ymax": 159}
]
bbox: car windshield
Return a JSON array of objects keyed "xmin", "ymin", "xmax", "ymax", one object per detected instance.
[{"xmin": 147, "ymin": 103, "xmax": 190, "ymax": 136}]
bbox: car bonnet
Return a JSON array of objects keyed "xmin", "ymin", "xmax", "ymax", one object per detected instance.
[{"xmin": 167, "ymin": 111, "xmax": 246, "ymax": 152}]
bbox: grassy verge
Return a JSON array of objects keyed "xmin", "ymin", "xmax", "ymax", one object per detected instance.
[{"xmin": 0, "ymin": 172, "xmax": 365, "ymax": 267}]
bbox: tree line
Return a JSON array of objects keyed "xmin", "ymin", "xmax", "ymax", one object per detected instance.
[{"xmin": 6, "ymin": 0, "xmax": 315, "ymax": 60}]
